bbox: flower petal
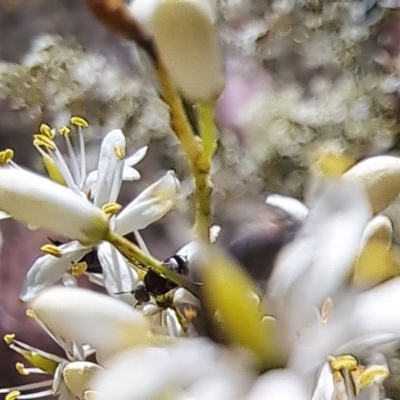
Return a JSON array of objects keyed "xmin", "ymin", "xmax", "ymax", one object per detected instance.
[
  {"xmin": 20, "ymin": 241, "xmax": 90, "ymax": 302},
  {"xmin": 132, "ymin": 0, "xmax": 224, "ymax": 102},
  {"xmin": 97, "ymin": 242, "xmax": 139, "ymax": 305},
  {"xmin": 266, "ymin": 194, "xmax": 309, "ymax": 222},
  {"xmin": 246, "ymin": 369, "xmax": 308, "ymax": 400},
  {"xmin": 124, "ymin": 146, "xmax": 148, "ymax": 167},
  {"xmin": 122, "ymin": 166, "xmax": 140, "ymax": 181},
  {"xmin": 268, "ymin": 181, "xmax": 371, "ymax": 349},
  {"xmin": 341, "ymin": 155, "xmax": 400, "ymax": 214},
  {"xmin": 0, "ymin": 168, "xmax": 109, "ymax": 245},
  {"xmin": 31, "ymin": 287, "xmax": 150, "ymax": 363},
  {"xmin": 115, "ymin": 170, "xmax": 180, "ymax": 236},
  {"xmin": 94, "ymin": 129, "xmax": 126, "ymax": 207}
]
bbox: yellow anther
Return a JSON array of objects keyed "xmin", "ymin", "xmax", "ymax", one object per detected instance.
[
  {"xmin": 0, "ymin": 148, "xmax": 14, "ymax": 165},
  {"xmin": 329, "ymin": 355, "xmax": 358, "ymax": 371},
  {"xmin": 15, "ymin": 362, "xmax": 29, "ymax": 376},
  {"xmin": 70, "ymin": 116, "xmax": 89, "ymax": 128},
  {"xmin": 40, "ymin": 244, "xmax": 63, "ymax": 258},
  {"xmin": 311, "ymin": 150, "xmax": 354, "ymax": 179},
  {"xmin": 114, "ymin": 145, "xmax": 126, "ymax": 160},
  {"xmin": 4, "ymin": 334, "xmax": 15, "ymax": 345},
  {"xmin": 5, "ymin": 390, "xmax": 20, "ymax": 400},
  {"xmin": 41, "ymin": 153, "xmax": 67, "ymax": 186},
  {"xmin": 26, "ymin": 309, "xmax": 35, "ymax": 319},
  {"xmin": 70, "ymin": 262, "xmax": 88, "ymax": 277},
  {"xmin": 102, "ymin": 202, "xmax": 122, "ymax": 217},
  {"xmin": 358, "ymin": 366, "xmax": 390, "ymax": 387},
  {"xmin": 59, "ymin": 126, "xmax": 71, "ymax": 136},
  {"xmin": 33, "ymin": 134, "xmax": 56, "ymax": 151},
  {"xmin": 39, "ymin": 123, "xmax": 55, "ymax": 139}
]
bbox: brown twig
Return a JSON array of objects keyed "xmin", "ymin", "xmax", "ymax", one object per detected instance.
[{"xmin": 85, "ymin": 0, "xmax": 158, "ymax": 62}]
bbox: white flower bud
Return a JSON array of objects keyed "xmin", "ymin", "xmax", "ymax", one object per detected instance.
[
  {"xmin": 31, "ymin": 287, "xmax": 150, "ymax": 362},
  {"xmin": 341, "ymin": 156, "xmax": 400, "ymax": 214},
  {"xmin": 0, "ymin": 168, "xmax": 109, "ymax": 245},
  {"xmin": 131, "ymin": 0, "xmax": 224, "ymax": 102}
]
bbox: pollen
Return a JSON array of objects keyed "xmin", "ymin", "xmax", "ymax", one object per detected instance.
[
  {"xmin": 0, "ymin": 148, "xmax": 14, "ymax": 165},
  {"xmin": 15, "ymin": 362, "xmax": 29, "ymax": 376},
  {"xmin": 358, "ymin": 365, "xmax": 390, "ymax": 387},
  {"xmin": 33, "ymin": 134, "xmax": 56, "ymax": 151},
  {"xmin": 102, "ymin": 202, "xmax": 122, "ymax": 217},
  {"xmin": 183, "ymin": 305, "xmax": 198, "ymax": 322},
  {"xmin": 4, "ymin": 334, "xmax": 16, "ymax": 345},
  {"xmin": 5, "ymin": 390, "xmax": 20, "ymax": 400},
  {"xmin": 329, "ymin": 355, "xmax": 358, "ymax": 371},
  {"xmin": 70, "ymin": 116, "xmax": 89, "ymax": 128},
  {"xmin": 39, "ymin": 123, "xmax": 56, "ymax": 140},
  {"xmin": 114, "ymin": 145, "xmax": 126, "ymax": 160},
  {"xmin": 59, "ymin": 126, "xmax": 71, "ymax": 137},
  {"xmin": 40, "ymin": 244, "xmax": 63, "ymax": 258},
  {"xmin": 70, "ymin": 261, "xmax": 88, "ymax": 277}
]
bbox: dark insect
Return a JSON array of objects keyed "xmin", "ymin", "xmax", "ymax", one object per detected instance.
[
  {"xmin": 48, "ymin": 239, "xmax": 103, "ymax": 274},
  {"xmin": 118, "ymin": 255, "xmax": 190, "ymax": 306}
]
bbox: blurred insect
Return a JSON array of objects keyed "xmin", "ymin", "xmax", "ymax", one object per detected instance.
[{"xmin": 117, "ymin": 255, "xmax": 190, "ymax": 307}]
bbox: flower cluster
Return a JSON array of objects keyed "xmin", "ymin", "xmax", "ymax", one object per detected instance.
[{"xmin": 3, "ymin": 1, "xmax": 400, "ymax": 400}]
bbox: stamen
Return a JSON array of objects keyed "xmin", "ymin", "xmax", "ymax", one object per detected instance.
[
  {"xmin": 0, "ymin": 149, "xmax": 14, "ymax": 165},
  {"xmin": 62, "ymin": 130, "xmax": 81, "ymax": 184},
  {"xmin": 0, "ymin": 379, "xmax": 53, "ymax": 394},
  {"xmin": 101, "ymin": 202, "xmax": 122, "ymax": 217},
  {"xmin": 182, "ymin": 305, "xmax": 198, "ymax": 322},
  {"xmin": 358, "ymin": 366, "xmax": 390, "ymax": 387},
  {"xmin": 58, "ymin": 126, "xmax": 71, "ymax": 137},
  {"xmin": 33, "ymin": 135, "xmax": 56, "ymax": 151},
  {"xmin": 5, "ymin": 390, "xmax": 20, "ymax": 400},
  {"xmin": 16, "ymin": 363, "xmax": 29, "ymax": 376},
  {"xmin": 26, "ymin": 309, "xmax": 35, "ymax": 319},
  {"xmin": 70, "ymin": 262, "xmax": 88, "ymax": 277},
  {"xmin": 70, "ymin": 117, "xmax": 89, "ymax": 128},
  {"xmin": 39, "ymin": 124, "xmax": 55, "ymax": 140},
  {"xmin": 40, "ymin": 245, "xmax": 63, "ymax": 258},
  {"xmin": 114, "ymin": 145, "xmax": 126, "ymax": 160},
  {"xmin": 41, "ymin": 153, "xmax": 68, "ymax": 186},
  {"xmin": 4, "ymin": 334, "xmax": 15, "ymax": 345},
  {"xmin": 329, "ymin": 355, "xmax": 358, "ymax": 371}
]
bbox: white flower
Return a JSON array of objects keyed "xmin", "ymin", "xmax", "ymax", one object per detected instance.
[
  {"xmin": 0, "ymin": 167, "xmax": 109, "ymax": 245},
  {"xmin": 130, "ymin": 0, "xmax": 224, "ymax": 102},
  {"xmin": 0, "ymin": 309, "xmax": 98, "ymax": 400},
  {"xmin": 91, "ymin": 338, "xmax": 254, "ymax": 400},
  {"xmin": 20, "ymin": 124, "xmax": 180, "ymax": 303},
  {"xmin": 31, "ymin": 287, "xmax": 151, "ymax": 364}
]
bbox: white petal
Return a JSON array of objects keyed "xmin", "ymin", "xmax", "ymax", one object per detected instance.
[
  {"xmin": 0, "ymin": 210, "xmax": 10, "ymax": 220},
  {"xmin": 291, "ymin": 277, "xmax": 400, "ymax": 376},
  {"xmin": 268, "ymin": 181, "xmax": 371, "ymax": 348},
  {"xmin": 246, "ymin": 370, "xmax": 308, "ymax": 400},
  {"xmin": 266, "ymin": 194, "xmax": 309, "ymax": 222},
  {"xmin": 359, "ymin": 214, "xmax": 393, "ymax": 250},
  {"xmin": 94, "ymin": 129, "xmax": 126, "ymax": 207},
  {"xmin": 135, "ymin": 0, "xmax": 224, "ymax": 102},
  {"xmin": 125, "ymin": 146, "xmax": 148, "ymax": 167},
  {"xmin": 20, "ymin": 241, "xmax": 90, "ymax": 302},
  {"xmin": 62, "ymin": 361, "xmax": 102, "ymax": 398},
  {"xmin": 122, "ymin": 166, "xmax": 140, "ymax": 181},
  {"xmin": 311, "ymin": 363, "xmax": 335, "ymax": 400},
  {"xmin": 31, "ymin": 287, "xmax": 150, "ymax": 362},
  {"xmin": 97, "ymin": 242, "xmax": 139, "ymax": 305},
  {"xmin": 341, "ymin": 155, "xmax": 400, "ymax": 214},
  {"xmin": 115, "ymin": 170, "xmax": 180, "ymax": 236},
  {"xmin": 0, "ymin": 168, "xmax": 109, "ymax": 245}
]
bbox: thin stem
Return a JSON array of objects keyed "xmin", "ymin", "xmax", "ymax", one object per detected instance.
[
  {"xmin": 154, "ymin": 61, "xmax": 214, "ymax": 241},
  {"xmin": 106, "ymin": 230, "xmax": 200, "ymax": 297}
]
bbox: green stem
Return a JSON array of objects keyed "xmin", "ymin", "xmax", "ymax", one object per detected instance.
[{"xmin": 106, "ymin": 230, "xmax": 200, "ymax": 297}]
